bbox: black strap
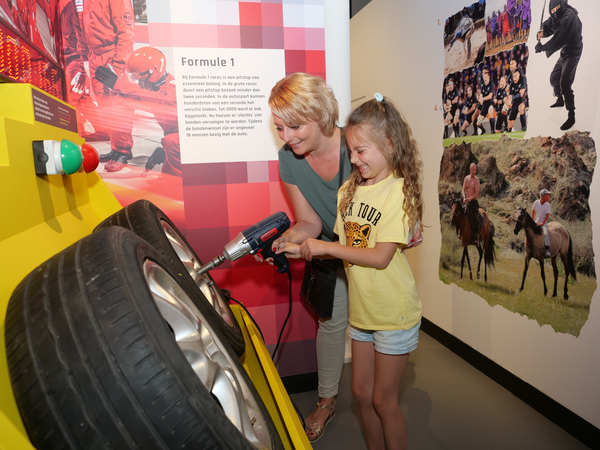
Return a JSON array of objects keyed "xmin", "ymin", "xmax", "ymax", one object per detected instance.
[
  {"xmin": 338, "ymin": 134, "xmax": 345, "ymax": 189},
  {"xmin": 321, "ymin": 134, "xmax": 346, "ymax": 243}
]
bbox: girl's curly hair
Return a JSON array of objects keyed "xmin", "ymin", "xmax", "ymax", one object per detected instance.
[{"xmin": 338, "ymin": 96, "xmax": 424, "ymax": 231}]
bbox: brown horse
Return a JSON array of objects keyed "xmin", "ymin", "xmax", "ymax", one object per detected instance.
[
  {"xmin": 512, "ymin": 207, "xmax": 576, "ymax": 300},
  {"xmin": 451, "ymin": 200, "xmax": 495, "ymax": 281}
]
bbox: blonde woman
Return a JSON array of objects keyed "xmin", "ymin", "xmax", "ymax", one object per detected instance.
[{"xmin": 267, "ymin": 73, "xmax": 351, "ymax": 442}]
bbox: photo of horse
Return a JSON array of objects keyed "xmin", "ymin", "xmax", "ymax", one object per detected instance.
[
  {"xmin": 438, "ymin": 132, "xmax": 596, "ymax": 337},
  {"xmin": 451, "ymin": 200, "xmax": 495, "ymax": 282},
  {"xmin": 513, "ymin": 206, "xmax": 577, "ymax": 300}
]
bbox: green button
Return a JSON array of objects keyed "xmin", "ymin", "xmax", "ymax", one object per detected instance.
[{"xmin": 60, "ymin": 139, "xmax": 83, "ymax": 175}]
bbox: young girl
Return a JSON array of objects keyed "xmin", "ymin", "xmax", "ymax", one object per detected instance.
[{"xmin": 281, "ymin": 94, "xmax": 423, "ymax": 450}]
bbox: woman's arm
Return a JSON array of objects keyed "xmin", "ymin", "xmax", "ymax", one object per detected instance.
[
  {"xmin": 273, "ymin": 182, "xmax": 322, "ymax": 248},
  {"xmin": 299, "ymin": 239, "xmax": 398, "ymax": 270},
  {"xmin": 256, "ymin": 182, "xmax": 323, "ymax": 263}
]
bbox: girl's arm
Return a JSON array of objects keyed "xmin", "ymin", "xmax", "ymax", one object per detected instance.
[{"xmin": 299, "ymin": 239, "xmax": 398, "ymax": 270}]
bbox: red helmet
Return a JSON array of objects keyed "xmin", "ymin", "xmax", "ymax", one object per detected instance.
[{"xmin": 126, "ymin": 47, "xmax": 167, "ymax": 88}]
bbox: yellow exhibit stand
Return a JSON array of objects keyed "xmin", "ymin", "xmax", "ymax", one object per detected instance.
[
  {"xmin": 0, "ymin": 83, "xmax": 310, "ymax": 449},
  {"xmin": 0, "ymin": 83, "xmax": 122, "ymax": 450}
]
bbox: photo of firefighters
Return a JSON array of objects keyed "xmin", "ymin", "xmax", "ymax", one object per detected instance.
[
  {"xmin": 438, "ymin": 0, "xmax": 595, "ymax": 337},
  {"xmin": 57, "ymin": 0, "xmax": 180, "ymax": 178}
]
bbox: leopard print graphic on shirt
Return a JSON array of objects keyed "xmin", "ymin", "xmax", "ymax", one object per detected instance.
[{"xmin": 344, "ymin": 221, "xmax": 371, "ymax": 267}]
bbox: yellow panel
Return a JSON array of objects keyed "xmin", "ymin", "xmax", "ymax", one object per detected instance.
[
  {"xmin": 0, "ymin": 84, "xmax": 36, "ymax": 124},
  {"xmin": 233, "ymin": 306, "xmax": 312, "ymax": 450},
  {"xmin": 0, "ymin": 409, "xmax": 34, "ymax": 450},
  {"xmin": 0, "ymin": 84, "xmax": 121, "ymax": 448},
  {"xmin": 0, "ymin": 120, "xmax": 8, "ymax": 165}
]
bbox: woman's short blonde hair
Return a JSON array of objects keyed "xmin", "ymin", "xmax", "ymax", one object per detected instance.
[{"xmin": 268, "ymin": 73, "xmax": 339, "ymax": 137}]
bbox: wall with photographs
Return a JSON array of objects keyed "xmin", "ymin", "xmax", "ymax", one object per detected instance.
[{"xmin": 351, "ymin": 0, "xmax": 599, "ymax": 429}]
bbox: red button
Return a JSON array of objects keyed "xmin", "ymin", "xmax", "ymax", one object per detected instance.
[{"xmin": 81, "ymin": 143, "xmax": 100, "ymax": 173}]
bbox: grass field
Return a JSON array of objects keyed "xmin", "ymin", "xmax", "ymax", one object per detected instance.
[
  {"xmin": 443, "ymin": 130, "xmax": 526, "ymax": 147},
  {"xmin": 439, "ymin": 222, "xmax": 595, "ymax": 337}
]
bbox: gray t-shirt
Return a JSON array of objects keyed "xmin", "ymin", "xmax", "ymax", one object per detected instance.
[{"xmin": 278, "ymin": 137, "xmax": 351, "ymax": 242}]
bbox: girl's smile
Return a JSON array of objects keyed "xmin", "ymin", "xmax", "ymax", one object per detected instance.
[{"xmin": 347, "ymin": 132, "xmax": 392, "ymax": 186}]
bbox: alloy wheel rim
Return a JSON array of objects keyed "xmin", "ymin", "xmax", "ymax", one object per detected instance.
[
  {"xmin": 143, "ymin": 260, "xmax": 272, "ymax": 449},
  {"xmin": 161, "ymin": 220, "xmax": 235, "ymax": 327}
]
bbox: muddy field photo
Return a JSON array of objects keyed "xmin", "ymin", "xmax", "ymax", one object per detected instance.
[{"xmin": 445, "ymin": 21, "xmax": 487, "ymax": 76}]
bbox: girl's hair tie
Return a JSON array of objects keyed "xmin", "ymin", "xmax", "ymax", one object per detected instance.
[{"xmin": 374, "ymin": 92, "xmax": 383, "ymax": 102}]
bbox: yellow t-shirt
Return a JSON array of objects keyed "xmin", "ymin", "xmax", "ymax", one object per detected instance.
[{"xmin": 334, "ymin": 175, "xmax": 422, "ymax": 330}]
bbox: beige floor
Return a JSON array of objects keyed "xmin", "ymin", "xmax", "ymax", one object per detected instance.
[{"xmin": 290, "ymin": 331, "xmax": 591, "ymax": 450}]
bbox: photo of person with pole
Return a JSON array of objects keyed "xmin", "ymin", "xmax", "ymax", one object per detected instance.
[{"xmin": 535, "ymin": 0, "xmax": 583, "ymax": 131}]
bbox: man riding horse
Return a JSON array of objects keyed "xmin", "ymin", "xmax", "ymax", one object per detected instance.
[
  {"xmin": 513, "ymin": 202, "xmax": 576, "ymax": 300},
  {"xmin": 463, "ymin": 163, "xmax": 481, "ymax": 243},
  {"xmin": 532, "ymin": 189, "xmax": 552, "ymax": 256}
]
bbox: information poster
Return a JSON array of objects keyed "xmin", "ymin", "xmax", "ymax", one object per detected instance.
[{"xmin": 174, "ymin": 48, "xmax": 285, "ymax": 164}]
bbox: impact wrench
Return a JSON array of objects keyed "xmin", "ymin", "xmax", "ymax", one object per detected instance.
[
  {"xmin": 197, "ymin": 211, "xmax": 291, "ymax": 276},
  {"xmin": 196, "ymin": 211, "xmax": 293, "ymax": 361}
]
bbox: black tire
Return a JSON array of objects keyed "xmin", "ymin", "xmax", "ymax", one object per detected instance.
[
  {"xmin": 5, "ymin": 227, "xmax": 283, "ymax": 450},
  {"xmin": 94, "ymin": 199, "xmax": 245, "ymax": 357}
]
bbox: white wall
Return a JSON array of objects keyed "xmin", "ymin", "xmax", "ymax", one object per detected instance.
[
  {"xmin": 350, "ymin": 0, "xmax": 600, "ymax": 428},
  {"xmin": 325, "ymin": 0, "xmax": 352, "ymax": 124}
]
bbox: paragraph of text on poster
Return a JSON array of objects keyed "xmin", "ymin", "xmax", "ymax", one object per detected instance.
[
  {"xmin": 183, "ymin": 74, "xmax": 261, "ymax": 138},
  {"xmin": 175, "ymin": 48, "xmax": 285, "ymax": 164}
]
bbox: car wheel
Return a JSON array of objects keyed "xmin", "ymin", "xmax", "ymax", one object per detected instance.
[
  {"xmin": 5, "ymin": 226, "xmax": 282, "ymax": 450},
  {"xmin": 94, "ymin": 199, "xmax": 245, "ymax": 357}
]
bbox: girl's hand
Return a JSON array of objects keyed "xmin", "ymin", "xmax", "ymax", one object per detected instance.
[{"xmin": 299, "ymin": 239, "xmax": 330, "ymax": 261}]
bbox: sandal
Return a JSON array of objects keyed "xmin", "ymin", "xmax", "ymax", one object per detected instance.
[{"xmin": 305, "ymin": 399, "xmax": 336, "ymax": 443}]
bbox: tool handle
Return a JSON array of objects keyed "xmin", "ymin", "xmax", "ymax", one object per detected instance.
[{"xmin": 260, "ymin": 241, "xmax": 290, "ymax": 274}]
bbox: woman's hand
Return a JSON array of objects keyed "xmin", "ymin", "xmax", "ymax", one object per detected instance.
[
  {"xmin": 253, "ymin": 232, "xmax": 292, "ymax": 264},
  {"xmin": 253, "ymin": 253, "xmax": 273, "ymax": 264},
  {"xmin": 271, "ymin": 232, "xmax": 292, "ymax": 253},
  {"xmin": 253, "ymin": 235, "xmax": 303, "ymax": 264},
  {"xmin": 299, "ymin": 239, "xmax": 332, "ymax": 261},
  {"xmin": 402, "ymin": 227, "xmax": 423, "ymax": 252},
  {"xmin": 275, "ymin": 242, "xmax": 302, "ymax": 259}
]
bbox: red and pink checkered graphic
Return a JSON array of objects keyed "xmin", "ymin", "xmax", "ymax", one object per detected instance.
[{"xmin": 147, "ymin": 0, "xmax": 326, "ymax": 375}]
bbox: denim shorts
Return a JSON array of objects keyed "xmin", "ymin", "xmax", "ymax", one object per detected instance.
[{"xmin": 348, "ymin": 320, "xmax": 421, "ymax": 355}]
